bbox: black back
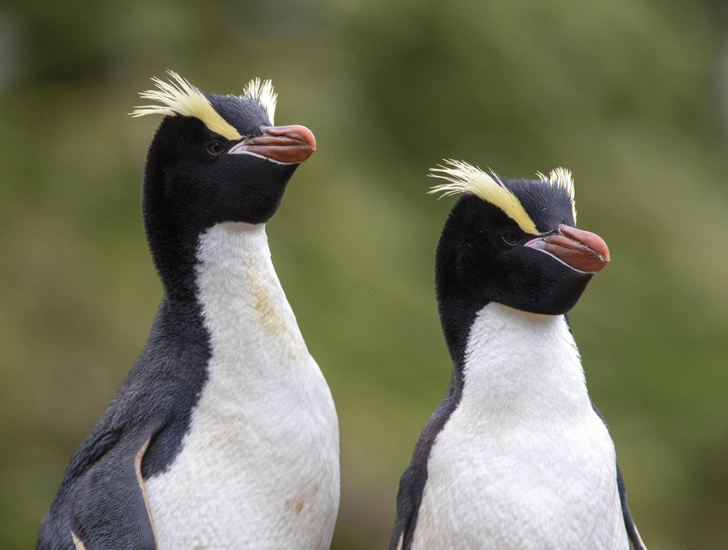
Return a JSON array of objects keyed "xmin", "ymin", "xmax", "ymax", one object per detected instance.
[{"xmin": 37, "ymin": 298, "xmax": 210, "ymax": 550}]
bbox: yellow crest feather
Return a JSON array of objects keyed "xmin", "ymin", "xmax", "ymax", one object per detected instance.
[
  {"xmin": 536, "ymin": 167, "xmax": 577, "ymax": 223},
  {"xmin": 130, "ymin": 70, "xmax": 242, "ymax": 141},
  {"xmin": 429, "ymin": 160, "xmax": 540, "ymax": 235},
  {"xmin": 244, "ymin": 78, "xmax": 277, "ymax": 125}
]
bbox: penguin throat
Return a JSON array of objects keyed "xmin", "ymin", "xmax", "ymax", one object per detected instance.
[
  {"xmin": 461, "ymin": 303, "xmax": 592, "ymax": 421},
  {"xmin": 194, "ymin": 222, "xmax": 308, "ymax": 370}
]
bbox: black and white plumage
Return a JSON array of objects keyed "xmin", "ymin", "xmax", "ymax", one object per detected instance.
[
  {"xmin": 389, "ymin": 160, "xmax": 646, "ymax": 550},
  {"xmin": 36, "ymin": 72, "xmax": 339, "ymax": 550}
]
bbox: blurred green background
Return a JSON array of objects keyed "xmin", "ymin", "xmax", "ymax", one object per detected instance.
[{"xmin": 1, "ymin": 0, "xmax": 727, "ymax": 548}]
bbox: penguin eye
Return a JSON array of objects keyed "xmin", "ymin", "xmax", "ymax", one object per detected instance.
[
  {"xmin": 500, "ymin": 232, "xmax": 520, "ymax": 246},
  {"xmin": 206, "ymin": 141, "xmax": 225, "ymax": 156}
]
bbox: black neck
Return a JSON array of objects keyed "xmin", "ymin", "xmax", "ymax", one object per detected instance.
[
  {"xmin": 141, "ymin": 153, "xmax": 208, "ymax": 302},
  {"xmin": 143, "ymin": 209, "xmax": 202, "ymax": 302},
  {"xmin": 434, "ymin": 234, "xmax": 490, "ymax": 368}
]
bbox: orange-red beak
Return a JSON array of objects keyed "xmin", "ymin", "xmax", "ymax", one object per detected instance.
[
  {"xmin": 525, "ymin": 224, "xmax": 610, "ymax": 274},
  {"xmin": 229, "ymin": 125, "xmax": 316, "ymax": 164}
]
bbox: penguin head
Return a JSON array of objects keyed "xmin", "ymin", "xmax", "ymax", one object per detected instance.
[
  {"xmin": 131, "ymin": 71, "xmax": 316, "ymax": 297},
  {"xmin": 133, "ymin": 71, "xmax": 316, "ymax": 234},
  {"xmin": 431, "ymin": 160, "xmax": 609, "ymax": 324}
]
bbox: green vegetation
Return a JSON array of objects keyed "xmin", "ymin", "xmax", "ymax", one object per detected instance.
[{"xmin": 1, "ymin": 1, "xmax": 726, "ymax": 548}]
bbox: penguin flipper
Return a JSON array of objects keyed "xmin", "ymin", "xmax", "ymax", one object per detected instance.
[
  {"xmin": 591, "ymin": 402, "xmax": 647, "ymax": 550},
  {"xmin": 389, "ymin": 386, "xmax": 462, "ymax": 550},
  {"xmin": 389, "ymin": 462, "xmax": 430, "ymax": 550},
  {"xmin": 69, "ymin": 430, "xmax": 158, "ymax": 550},
  {"xmin": 617, "ymin": 465, "xmax": 648, "ymax": 550}
]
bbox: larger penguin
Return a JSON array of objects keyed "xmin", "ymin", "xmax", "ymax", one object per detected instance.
[
  {"xmin": 37, "ymin": 72, "xmax": 339, "ymax": 550},
  {"xmin": 389, "ymin": 160, "xmax": 646, "ymax": 550}
]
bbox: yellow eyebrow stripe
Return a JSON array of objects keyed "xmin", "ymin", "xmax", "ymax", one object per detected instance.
[
  {"xmin": 429, "ymin": 159, "xmax": 540, "ymax": 235},
  {"xmin": 130, "ymin": 70, "xmax": 242, "ymax": 141},
  {"xmin": 429, "ymin": 160, "xmax": 578, "ymax": 232}
]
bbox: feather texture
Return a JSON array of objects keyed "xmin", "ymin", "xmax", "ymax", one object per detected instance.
[{"xmin": 131, "ymin": 70, "xmax": 243, "ymax": 140}]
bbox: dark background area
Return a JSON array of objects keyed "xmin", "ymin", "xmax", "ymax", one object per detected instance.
[{"xmin": 1, "ymin": 1, "xmax": 727, "ymax": 548}]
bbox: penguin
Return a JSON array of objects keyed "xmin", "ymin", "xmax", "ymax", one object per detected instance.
[
  {"xmin": 389, "ymin": 160, "xmax": 646, "ymax": 550},
  {"xmin": 36, "ymin": 71, "xmax": 339, "ymax": 550}
]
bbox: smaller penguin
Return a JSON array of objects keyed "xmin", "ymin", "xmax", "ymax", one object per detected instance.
[
  {"xmin": 389, "ymin": 160, "xmax": 646, "ymax": 550},
  {"xmin": 37, "ymin": 72, "xmax": 339, "ymax": 550}
]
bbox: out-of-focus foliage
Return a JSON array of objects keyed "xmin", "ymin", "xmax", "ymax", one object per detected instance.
[{"xmin": 1, "ymin": 1, "xmax": 727, "ymax": 548}]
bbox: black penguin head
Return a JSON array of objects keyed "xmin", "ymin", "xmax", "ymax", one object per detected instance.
[
  {"xmin": 131, "ymin": 71, "xmax": 316, "ymax": 296},
  {"xmin": 430, "ymin": 160, "xmax": 609, "ymax": 358},
  {"xmin": 134, "ymin": 71, "xmax": 316, "ymax": 233}
]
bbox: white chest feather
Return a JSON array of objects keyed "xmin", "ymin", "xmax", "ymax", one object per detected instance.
[
  {"xmin": 145, "ymin": 222, "xmax": 339, "ymax": 550},
  {"xmin": 413, "ymin": 303, "xmax": 628, "ymax": 550}
]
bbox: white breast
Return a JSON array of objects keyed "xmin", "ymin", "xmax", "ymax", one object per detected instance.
[
  {"xmin": 145, "ymin": 222, "xmax": 339, "ymax": 550},
  {"xmin": 413, "ymin": 303, "xmax": 629, "ymax": 550}
]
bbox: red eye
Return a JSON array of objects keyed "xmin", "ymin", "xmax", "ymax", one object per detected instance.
[
  {"xmin": 501, "ymin": 232, "xmax": 520, "ymax": 246},
  {"xmin": 207, "ymin": 142, "xmax": 225, "ymax": 155}
]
